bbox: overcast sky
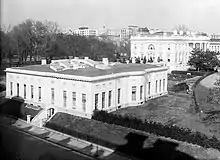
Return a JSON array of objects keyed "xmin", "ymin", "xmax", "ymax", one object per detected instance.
[{"xmin": 1, "ymin": 0, "xmax": 220, "ymax": 34}]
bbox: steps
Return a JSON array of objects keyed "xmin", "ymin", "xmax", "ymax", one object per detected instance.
[{"xmin": 31, "ymin": 109, "xmax": 48, "ymax": 127}]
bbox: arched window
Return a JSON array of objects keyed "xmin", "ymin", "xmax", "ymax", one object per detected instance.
[{"xmin": 148, "ymin": 44, "xmax": 155, "ymax": 50}]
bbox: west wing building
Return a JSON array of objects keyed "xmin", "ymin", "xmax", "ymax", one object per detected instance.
[
  {"xmin": 5, "ymin": 58, "xmax": 168, "ymax": 119},
  {"xmin": 130, "ymin": 32, "xmax": 210, "ymax": 72}
]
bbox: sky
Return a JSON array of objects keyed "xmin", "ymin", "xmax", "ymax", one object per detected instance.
[{"xmin": 1, "ymin": 0, "xmax": 220, "ymax": 34}]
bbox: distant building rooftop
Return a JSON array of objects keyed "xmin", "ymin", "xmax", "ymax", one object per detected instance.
[{"xmin": 7, "ymin": 58, "xmax": 165, "ymax": 78}]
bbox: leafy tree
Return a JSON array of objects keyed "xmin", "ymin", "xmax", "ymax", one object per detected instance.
[
  {"xmin": 135, "ymin": 57, "xmax": 141, "ymax": 63},
  {"xmin": 188, "ymin": 50, "xmax": 220, "ymax": 71}
]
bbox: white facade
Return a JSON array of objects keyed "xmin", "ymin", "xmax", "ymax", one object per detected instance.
[
  {"xmin": 5, "ymin": 58, "xmax": 168, "ymax": 119},
  {"xmin": 130, "ymin": 33, "xmax": 210, "ymax": 72},
  {"xmin": 74, "ymin": 28, "xmax": 98, "ymax": 36}
]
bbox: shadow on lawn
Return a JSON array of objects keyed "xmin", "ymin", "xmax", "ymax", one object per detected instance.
[{"xmin": 115, "ymin": 132, "xmax": 197, "ymax": 160}]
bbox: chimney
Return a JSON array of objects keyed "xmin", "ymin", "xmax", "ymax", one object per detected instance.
[
  {"xmin": 84, "ymin": 57, "xmax": 89, "ymax": 60},
  {"xmin": 41, "ymin": 59, "xmax": 47, "ymax": 65},
  {"xmin": 74, "ymin": 57, "xmax": 79, "ymax": 60},
  {"xmin": 102, "ymin": 58, "xmax": 109, "ymax": 65}
]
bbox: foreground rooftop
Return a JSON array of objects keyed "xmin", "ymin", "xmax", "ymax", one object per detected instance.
[{"xmin": 7, "ymin": 58, "xmax": 166, "ymax": 77}]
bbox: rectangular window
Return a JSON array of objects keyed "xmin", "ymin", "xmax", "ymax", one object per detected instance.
[
  {"xmin": 72, "ymin": 92, "xmax": 76, "ymax": 108},
  {"xmin": 82, "ymin": 93, "xmax": 86, "ymax": 112},
  {"xmin": 51, "ymin": 88, "xmax": 55, "ymax": 104},
  {"xmin": 148, "ymin": 82, "xmax": 151, "ymax": 95},
  {"xmin": 95, "ymin": 94, "xmax": 98, "ymax": 110},
  {"xmin": 118, "ymin": 88, "xmax": 121, "ymax": 104},
  {"xmin": 102, "ymin": 92, "xmax": 105, "ymax": 109},
  {"xmin": 10, "ymin": 82, "xmax": 13, "ymax": 96},
  {"xmin": 38, "ymin": 87, "xmax": 41, "ymax": 102},
  {"xmin": 155, "ymin": 80, "xmax": 158, "ymax": 93},
  {"xmin": 132, "ymin": 86, "xmax": 136, "ymax": 101},
  {"xmin": 140, "ymin": 85, "xmax": 143, "ymax": 100},
  {"xmin": 163, "ymin": 79, "xmax": 166, "ymax": 91},
  {"xmin": 108, "ymin": 90, "xmax": 112, "ymax": 107},
  {"xmin": 17, "ymin": 83, "xmax": 19, "ymax": 96},
  {"xmin": 159, "ymin": 80, "xmax": 162, "ymax": 92},
  {"xmin": 24, "ymin": 84, "xmax": 26, "ymax": 99},
  {"xmin": 63, "ymin": 90, "xmax": 67, "ymax": 107},
  {"xmin": 31, "ymin": 85, "xmax": 34, "ymax": 99}
]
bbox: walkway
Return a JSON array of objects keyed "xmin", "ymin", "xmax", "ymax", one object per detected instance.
[
  {"xmin": 200, "ymin": 72, "xmax": 220, "ymax": 88},
  {"xmin": 0, "ymin": 116, "xmax": 131, "ymax": 160}
]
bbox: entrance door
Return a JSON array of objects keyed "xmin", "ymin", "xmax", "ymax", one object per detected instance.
[{"xmin": 47, "ymin": 108, "xmax": 55, "ymax": 118}]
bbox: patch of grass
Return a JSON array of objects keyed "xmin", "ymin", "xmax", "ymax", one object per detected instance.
[
  {"xmin": 48, "ymin": 112, "xmax": 128, "ymax": 146},
  {"xmin": 114, "ymin": 94, "xmax": 193, "ymax": 125}
]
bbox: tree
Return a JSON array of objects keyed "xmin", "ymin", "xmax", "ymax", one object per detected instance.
[
  {"xmin": 143, "ymin": 56, "xmax": 146, "ymax": 64},
  {"xmin": 135, "ymin": 57, "xmax": 141, "ymax": 63},
  {"xmin": 188, "ymin": 50, "xmax": 220, "ymax": 71}
]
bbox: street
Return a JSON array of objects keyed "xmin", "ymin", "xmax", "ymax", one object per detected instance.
[{"xmin": 0, "ymin": 124, "xmax": 97, "ymax": 160}]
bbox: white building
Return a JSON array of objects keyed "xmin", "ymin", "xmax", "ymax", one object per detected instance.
[
  {"xmin": 74, "ymin": 27, "xmax": 98, "ymax": 36},
  {"xmin": 130, "ymin": 31, "xmax": 210, "ymax": 72},
  {"xmin": 209, "ymin": 35, "xmax": 220, "ymax": 53},
  {"xmin": 5, "ymin": 58, "xmax": 168, "ymax": 119}
]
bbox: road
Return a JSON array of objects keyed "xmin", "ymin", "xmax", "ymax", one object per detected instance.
[{"xmin": 0, "ymin": 124, "xmax": 97, "ymax": 160}]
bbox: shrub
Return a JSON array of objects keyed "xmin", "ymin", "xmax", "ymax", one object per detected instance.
[{"xmin": 172, "ymin": 82, "xmax": 189, "ymax": 92}]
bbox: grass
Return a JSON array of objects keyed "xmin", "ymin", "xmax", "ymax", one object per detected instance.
[
  {"xmin": 46, "ymin": 112, "xmax": 220, "ymax": 160},
  {"xmin": 114, "ymin": 94, "xmax": 193, "ymax": 125},
  {"xmin": 48, "ymin": 112, "xmax": 128, "ymax": 146}
]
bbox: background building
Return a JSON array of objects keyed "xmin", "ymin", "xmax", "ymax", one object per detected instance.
[
  {"xmin": 130, "ymin": 31, "xmax": 210, "ymax": 72},
  {"xmin": 5, "ymin": 58, "xmax": 168, "ymax": 119},
  {"xmin": 74, "ymin": 27, "xmax": 98, "ymax": 36},
  {"xmin": 209, "ymin": 34, "xmax": 220, "ymax": 53}
]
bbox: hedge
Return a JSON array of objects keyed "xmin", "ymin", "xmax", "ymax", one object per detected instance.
[
  {"xmin": 171, "ymin": 70, "xmax": 206, "ymax": 76},
  {"xmin": 92, "ymin": 110, "xmax": 220, "ymax": 151}
]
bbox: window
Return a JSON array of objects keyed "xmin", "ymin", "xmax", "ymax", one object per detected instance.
[
  {"xmin": 140, "ymin": 85, "xmax": 143, "ymax": 100},
  {"xmin": 10, "ymin": 82, "xmax": 13, "ymax": 96},
  {"xmin": 102, "ymin": 92, "xmax": 105, "ymax": 109},
  {"xmin": 155, "ymin": 80, "xmax": 158, "ymax": 93},
  {"xmin": 38, "ymin": 87, "xmax": 41, "ymax": 102},
  {"xmin": 17, "ymin": 83, "xmax": 19, "ymax": 96},
  {"xmin": 82, "ymin": 93, "xmax": 86, "ymax": 112},
  {"xmin": 31, "ymin": 85, "xmax": 34, "ymax": 99},
  {"xmin": 132, "ymin": 86, "xmax": 136, "ymax": 101},
  {"xmin": 163, "ymin": 79, "xmax": 166, "ymax": 91},
  {"xmin": 72, "ymin": 92, "xmax": 76, "ymax": 108},
  {"xmin": 63, "ymin": 91, "xmax": 67, "ymax": 107},
  {"xmin": 148, "ymin": 82, "xmax": 151, "ymax": 95},
  {"xmin": 24, "ymin": 84, "xmax": 26, "ymax": 99},
  {"xmin": 118, "ymin": 88, "xmax": 121, "ymax": 104},
  {"xmin": 168, "ymin": 59, "xmax": 170, "ymax": 62},
  {"xmin": 95, "ymin": 94, "xmax": 98, "ymax": 110},
  {"xmin": 108, "ymin": 91, "xmax": 112, "ymax": 107},
  {"xmin": 159, "ymin": 80, "xmax": 162, "ymax": 92},
  {"xmin": 51, "ymin": 88, "xmax": 55, "ymax": 104}
]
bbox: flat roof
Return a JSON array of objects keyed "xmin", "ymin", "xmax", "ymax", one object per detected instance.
[{"xmin": 9, "ymin": 63, "xmax": 164, "ymax": 77}]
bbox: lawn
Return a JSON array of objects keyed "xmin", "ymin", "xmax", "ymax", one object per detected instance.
[
  {"xmin": 114, "ymin": 94, "xmax": 194, "ymax": 125},
  {"xmin": 46, "ymin": 112, "xmax": 220, "ymax": 160}
]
